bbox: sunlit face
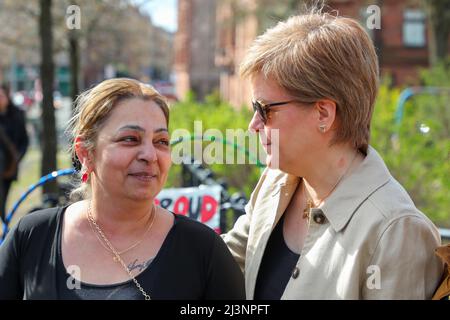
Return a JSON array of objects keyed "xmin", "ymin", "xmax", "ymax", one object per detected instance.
[
  {"xmin": 88, "ymin": 98, "xmax": 171, "ymax": 202},
  {"xmin": 0, "ymin": 89, "xmax": 9, "ymax": 113},
  {"xmin": 249, "ymin": 74, "xmax": 320, "ymax": 176}
]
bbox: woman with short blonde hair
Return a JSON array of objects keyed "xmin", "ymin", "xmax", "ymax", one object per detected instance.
[
  {"xmin": 240, "ymin": 13, "xmax": 378, "ymax": 153},
  {"xmin": 224, "ymin": 11, "xmax": 443, "ymax": 299}
]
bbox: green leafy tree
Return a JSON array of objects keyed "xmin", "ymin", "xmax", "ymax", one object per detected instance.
[
  {"xmin": 167, "ymin": 91, "xmax": 262, "ymax": 198},
  {"xmin": 371, "ymin": 62, "xmax": 450, "ymax": 226}
]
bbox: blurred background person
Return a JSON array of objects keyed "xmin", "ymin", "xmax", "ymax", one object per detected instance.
[
  {"xmin": 0, "ymin": 84, "xmax": 29, "ymax": 221},
  {"xmin": 0, "ymin": 127, "xmax": 19, "ymax": 221},
  {"xmin": 0, "ymin": 129, "xmax": 5, "ymax": 222}
]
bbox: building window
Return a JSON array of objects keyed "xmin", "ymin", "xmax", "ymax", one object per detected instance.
[{"xmin": 403, "ymin": 9, "xmax": 426, "ymax": 47}]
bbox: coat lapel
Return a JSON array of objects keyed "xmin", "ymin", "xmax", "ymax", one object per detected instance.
[{"xmin": 246, "ymin": 177, "xmax": 300, "ymax": 299}]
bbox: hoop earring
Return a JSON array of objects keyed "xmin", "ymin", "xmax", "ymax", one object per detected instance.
[{"xmin": 319, "ymin": 124, "xmax": 327, "ymax": 132}]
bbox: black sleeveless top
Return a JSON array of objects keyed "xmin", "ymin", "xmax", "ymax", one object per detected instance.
[
  {"xmin": 254, "ymin": 214, "xmax": 300, "ymax": 300},
  {"xmin": 0, "ymin": 207, "xmax": 245, "ymax": 299}
]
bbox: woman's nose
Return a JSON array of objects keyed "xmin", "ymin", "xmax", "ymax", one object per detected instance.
[
  {"xmin": 248, "ymin": 111, "xmax": 264, "ymax": 133},
  {"xmin": 138, "ymin": 143, "xmax": 157, "ymax": 163}
]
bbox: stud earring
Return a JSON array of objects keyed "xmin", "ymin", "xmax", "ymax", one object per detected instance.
[
  {"xmin": 319, "ymin": 124, "xmax": 327, "ymax": 132},
  {"xmin": 81, "ymin": 172, "xmax": 89, "ymax": 183}
]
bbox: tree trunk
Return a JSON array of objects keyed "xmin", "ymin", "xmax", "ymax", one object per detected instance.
[
  {"xmin": 426, "ymin": 0, "xmax": 450, "ymax": 65},
  {"xmin": 69, "ymin": 31, "xmax": 80, "ymax": 111},
  {"xmin": 39, "ymin": 0, "xmax": 58, "ymax": 196},
  {"xmin": 68, "ymin": 0, "xmax": 80, "ymax": 111}
]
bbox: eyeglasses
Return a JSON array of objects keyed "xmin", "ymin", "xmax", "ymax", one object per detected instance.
[{"xmin": 252, "ymin": 100, "xmax": 295, "ymax": 124}]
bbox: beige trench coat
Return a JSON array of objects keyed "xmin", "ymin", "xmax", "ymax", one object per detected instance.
[{"xmin": 223, "ymin": 147, "xmax": 443, "ymax": 299}]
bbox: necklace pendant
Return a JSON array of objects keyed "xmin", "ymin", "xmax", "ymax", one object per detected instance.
[
  {"xmin": 303, "ymin": 199, "xmax": 313, "ymax": 219},
  {"xmin": 302, "ymin": 208, "xmax": 310, "ymax": 219},
  {"xmin": 113, "ymin": 255, "xmax": 119, "ymax": 262}
]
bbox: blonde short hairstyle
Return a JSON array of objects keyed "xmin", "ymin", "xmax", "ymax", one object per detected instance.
[
  {"xmin": 68, "ymin": 78, "xmax": 170, "ymax": 200},
  {"xmin": 240, "ymin": 11, "xmax": 379, "ymax": 153}
]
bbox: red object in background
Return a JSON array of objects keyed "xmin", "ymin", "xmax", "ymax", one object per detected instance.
[
  {"xmin": 200, "ymin": 195, "xmax": 218, "ymax": 223},
  {"xmin": 154, "ymin": 185, "xmax": 222, "ymax": 233},
  {"xmin": 173, "ymin": 196, "xmax": 190, "ymax": 216}
]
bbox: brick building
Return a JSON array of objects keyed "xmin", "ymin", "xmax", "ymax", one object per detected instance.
[
  {"xmin": 174, "ymin": 0, "xmax": 220, "ymax": 101},
  {"xmin": 327, "ymin": 0, "xmax": 443, "ymax": 85},
  {"xmin": 175, "ymin": 0, "xmax": 450, "ymax": 106}
]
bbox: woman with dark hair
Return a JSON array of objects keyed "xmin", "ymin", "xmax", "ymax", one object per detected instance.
[
  {"xmin": 0, "ymin": 85, "xmax": 28, "ymax": 221},
  {"xmin": 0, "ymin": 127, "xmax": 18, "ymax": 219},
  {"xmin": 0, "ymin": 131, "xmax": 5, "ymax": 221}
]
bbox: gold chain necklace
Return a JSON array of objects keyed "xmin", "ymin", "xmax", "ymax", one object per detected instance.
[
  {"xmin": 303, "ymin": 151, "xmax": 359, "ymax": 219},
  {"xmin": 86, "ymin": 202, "xmax": 153, "ymax": 300},
  {"xmin": 87, "ymin": 205, "xmax": 155, "ymax": 262}
]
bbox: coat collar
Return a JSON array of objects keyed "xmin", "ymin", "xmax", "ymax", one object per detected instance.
[
  {"xmin": 267, "ymin": 169, "xmax": 299, "ymax": 227},
  {"xmin": 320, "ymin": 146, "xmax": 392, "ymax": 232},
  {"xmin": 270, "ymin": 146, "xmax": 392, "ymax": 233}
]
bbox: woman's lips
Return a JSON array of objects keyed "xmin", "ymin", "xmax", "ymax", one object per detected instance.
[{"xmin": 129, "ymin": 172, "xmax": 157, "ymax": 182}]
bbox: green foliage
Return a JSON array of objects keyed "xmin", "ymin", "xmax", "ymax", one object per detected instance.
[
  {"xmin": 371, "ymin": 64, "xmax": 450, "ymax": 227},
  {"xmin": 166, "ymin": 92, "xmax": 262, "ymax": 198},
  {"xmin": 420, "ymin": 59, "xmax": 450, "ymax": 86},
  {"xmin": 167, "ymin": 62, "xmax": 449, "ymax": 228}
]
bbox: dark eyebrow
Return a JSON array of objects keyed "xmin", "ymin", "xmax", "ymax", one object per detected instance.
[
  {"xmin": 117, "ymin": 125, "xmax": 168, "ymax": 134},
  {"xmin": 154, "ymin": 128, "xmax": 169, "ymax": 134},
  {"xmin": 118, "ymin": 125, "xmax": 145, "ymax": 132}
]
